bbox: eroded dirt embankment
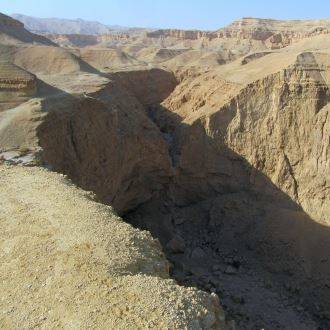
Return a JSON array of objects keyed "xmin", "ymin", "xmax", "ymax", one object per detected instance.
[
  {"xmin": 2, "ymin": 67, "xmax": 328, "ymax": 329},
  {"xmin": 37, "ymin": 69, "xmax": 177, "ymax": 214},
  {"xmin": 0, "ymin": 164, "xmax": 228, "ymax": 329}
]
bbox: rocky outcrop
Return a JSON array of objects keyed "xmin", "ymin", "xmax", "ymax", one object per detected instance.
[
  {"xmin": 215, "ymin": 18, "xmax": 330, "ymax": 49},
  {"xmin": 0, "ymin": 68, "xmax": 177, "ymax": 214},
  {"xmin": 241, "ymin": 51, "xmax": 272, "ymax": 64},
  {"xmin": 108, "ymin": 68, "xmax": 178, "ymax": 106},
  {"xmin": 146, "ymin": 29, "xmax": 217, "ymax": 40},
  {"xmin": 37, "ymin": 95, "xmax": 173, "ymax": 214},
  {"xmin": 0, "ymin": 62, "xmax": 36, "ymax": 91}
]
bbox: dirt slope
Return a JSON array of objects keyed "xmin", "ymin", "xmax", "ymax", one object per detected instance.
[{"xmin": 0, "ymin": 164, "xmax": 228, "ymax": 329}]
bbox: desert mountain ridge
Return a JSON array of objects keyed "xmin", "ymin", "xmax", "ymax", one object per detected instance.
[
  {"xmin": 11, "ymin": 13, "xmax": 152, "ymax": 35},
  {"xmin": 11, "ymin": 13, "xmax": 330, "ymax": 36},
  {"xmin": 11, "ymin": 13, "xmax": 330, "ymax": 56}
]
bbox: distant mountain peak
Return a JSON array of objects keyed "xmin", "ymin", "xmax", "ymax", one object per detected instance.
[{"xmin": 11, "ymin": 13, "xmax": 133, "ymax": 35}]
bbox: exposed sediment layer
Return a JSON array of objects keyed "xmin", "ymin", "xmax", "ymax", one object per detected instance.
[{"xmin": 0, "ymin": 62, "xmax": 37, "ymax": 111}]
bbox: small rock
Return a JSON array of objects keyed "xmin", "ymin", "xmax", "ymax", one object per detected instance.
[
  {"xmin": 174, "ymin": 216, "xmax": 185, "ymax": 225},
  {"xmin": 224, "ymin": 265, "xmax": 238, "ymax": 275},
  {"xmin": 191, "ymin": 247, "xmax": 206, "ymax": 260},
  {"xmin": 227, "ymin": 320, "xmax": 236, "ymax": 330},
  {"xmin": 296, "ymin": 306, "xmax": 304, "ymax": 312},
  {"xmin": 204, "ymin": 283, "xmax": 212, "ymax": 290},
  {"xmin": 191, "ymin": 266, "xmax": 206, "ymax": 277},
  {"xmin": 172, "ymin": 269, "xmax": 186, "ymax": 282},
  {"xmin": 167, "ymin": 235, "xmax": 185, "ymax": 253},
  {"xmin": 212, "ymin": 264, "xmax": 222, "ymax": 272},
  {"xmin": 213, "ymin": 270, "xmax": 223, "ymax": 277},
  {"xmin": 224, "ymin": 256, "xmax": 234, "ymax": 264},
  {"xmin": 321, "ymin": 310, "xmax": 330, "ymax": 320},
  {"xmin": 231, "ymin": 295, "xmax": 245, "ymax": 304}
]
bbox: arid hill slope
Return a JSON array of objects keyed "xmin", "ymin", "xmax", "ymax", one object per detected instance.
[{"xmin": 0, "ymin": 164, "xmax": 226, "ymax": 329}]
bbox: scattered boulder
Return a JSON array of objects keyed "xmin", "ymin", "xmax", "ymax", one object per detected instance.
[
  {"xmin": 174, "ymin": 215, "xmax": 185, "ymax": 225},
  {"xmin": 212, "ymin": 264, "xmax": 222, "ymax": 272},
  {"xmin": 224, "ymin": 265, "xmax": 238, "ymax": 275},
  {"xmin": 167, "ymin": 234, "xmax": 185, "ymax": 253},
  {"xmin": 191, "ymin": 247, "xmax": 207, "ymax": 260}
]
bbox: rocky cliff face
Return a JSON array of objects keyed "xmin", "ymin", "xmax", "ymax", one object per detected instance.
[
  {"xmin": 219, "ymin": 18, "xmax": 330, "ymax": 48},
  {"xmin": 146, "ymin": 29, "xmax": 217, "ymax": 40},
  {"xmin": 224, "ymin": 54, "xmax": 329, "ymax": 223},
  {"xmin": 0, "ymin": 68, "xmax": 177, "ymax": 214},
  {"xmin": 145, "ymin": 18, "xmax": 330, "ymax": 50},
  {"xmin": 37, "ymin": 95, "xmax": 173, "ymax": 214},
  {"xmin": 153, "ymin": 44, "xmax": 330, "ymax": 326},
  {"xmin": 163, "ymin": 50, "xmax": 329, "ymax": 224}
]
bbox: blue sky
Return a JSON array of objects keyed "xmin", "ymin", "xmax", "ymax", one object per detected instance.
[{"xmin": 2, "ymin": 0, "xmax": 329, "ymax": 30}]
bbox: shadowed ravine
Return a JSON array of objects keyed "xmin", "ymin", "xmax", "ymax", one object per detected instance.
[
  {"xmin": 123, "ymin": 104, "xmax": 330, "ymax": 330},
  {"xmin": 35, "ymin": 70, "xmax": 330, "ymax": 329}
]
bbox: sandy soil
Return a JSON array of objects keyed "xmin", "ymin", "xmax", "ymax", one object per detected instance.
[{"xmin": 0, "ymin": 164, "xmax": 227, "ymax": 329}]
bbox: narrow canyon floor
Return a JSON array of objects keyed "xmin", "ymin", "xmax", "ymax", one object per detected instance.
[{"xmin": 124, "ymin": 197, "xmax": 323, "ymax": 329}]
